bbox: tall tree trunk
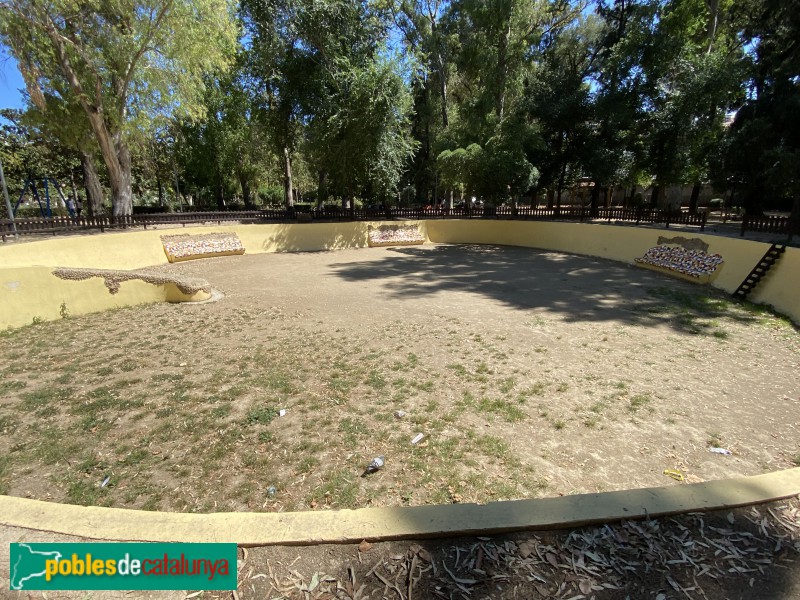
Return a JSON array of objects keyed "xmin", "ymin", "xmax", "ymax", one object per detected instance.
[
  {"xmin": 45, "ymin": 26, "xmax": 132, "ymax": 216},
  {"xmin": 590, "ymin": 183, "xmax": 601, "ymax": 217},
  {"xmin": 110, "ymin": 142, "xmax": 133, "ymax": 217},
  {"xmin": 317, "ymin": 171, "xmax": 326, "ymax": 207},
  {"xmin": 283, "ymin": 147, "xmax": 294, "ymax": 208},
  {"xmin": 157, "ymin": 177, "xmax": 165, "ymax": 207},
  {"xmin": 430, "ymin": 19, "xmax": 449, "ymax": 128},
  {"xmin": 240, "ymin": 174, "xmax": 253, "ymax": 209},
  {"xmin": 650, "ymin": 184, "xmax": 665, "ymax": 208},
  {"xmin": 546, "ymin": 189, "xmax": 555, "ymax": 210},
  {"xmin": 689, "ymin": 182, "xmax": 701, "ymax": 214},
  {"xmin": 556, "ymin": 158, "xmax": 567, "ymax": 214},
  {"xmin": 439, "ymin": 69, "xmax": 449, "ymax": 128},
  {"xmin": 79, "ymin": 150, "xmax": 104, "ymax": 217},
  {"xmin": 495, "ymin": 19, "xmax": 512, "ymax": 119},
  {"xmin": 215, "ymin": 179, "xmax": 226, "ymax": 210},
  {"xmin": 706, "ymin": 0, "xmax": 720, "ymax": 54},
  {"xmin": 68, "ymin": 168, "xmax": 81, "ymax": 216}
]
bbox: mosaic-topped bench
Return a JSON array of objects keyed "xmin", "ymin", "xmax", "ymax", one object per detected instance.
[
  {"xmin": 635, "ymin": 238, "xmax": 724, "ymax": 284},
  {"xmin": 367, "ymin": 225, "xmax": 425, "ymax": 248},
  {"xmin": 161, "ymin": 232, "xmax": 245, "ymax": 263}
]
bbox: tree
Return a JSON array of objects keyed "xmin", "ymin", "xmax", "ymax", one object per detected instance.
[
  {"xmin": 310, "ymin": 57, "xmax": 417, "ymax": 208},
  {"xmin": 244, "ymin": 0, "xmax": 414, "ymax": 210},
  {"xmin": 19, "ymin": 93, "xmax": 107, "ymax": 215},
  {"xmin": 0, "ymin": 107, "xmax": 91, "ymax": 216},
  {"xmin": 521, "ymin": 18, "xmax": 594, "ymax": 212},
  {"xmin": 385, "ymin": 0, "xmax": 454, "ymax": 203},
  {"xmin": 583, "ymin": 0, "xmax": 657, "ymax": 209},
  {"xmin": 639, "ymin": 0, "xmax": 745, "ymax": 211},
  {"xmin": 0, "ymin": 0, "xmax": 238, "ymax": 216},
  {"xmin": 713, "ymin": 0, "xmax": 800, "ymax": 214}
]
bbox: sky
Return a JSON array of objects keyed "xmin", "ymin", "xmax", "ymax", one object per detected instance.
[{"xmin": 0, "ymin": 46, "xmax": 26, "ymax": 111}]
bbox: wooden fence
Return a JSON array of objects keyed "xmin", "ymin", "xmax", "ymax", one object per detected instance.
[
  {"xmin": 1, "ymin": 205, "xmax": 708, "ymax": 241},
  {"xmin": 740, "ymin": 214, "xmax": 799, "ymax": 239}
]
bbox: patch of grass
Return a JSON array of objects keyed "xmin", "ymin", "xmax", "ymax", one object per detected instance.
[
  {"xmin": 552, "ymin": 419, "xmax": 566, "ymax": 430},
  {"xmin": 707, "ymin": 431, "xmax": 723, "ymax": 447},
  {"xmin": 365, "ymin": 370, "xmax": 387, "ymax": 390},
  {"xmin": 20, "ymin": 386, "xmax": 73, "ymax": 411},
  {"xmin": 245, "ymin": 405, "xmax": 279, "ymax": 425},
  {"xmin": 519, "ymin": 381, "xmax": 547, "ymax": 398},
  {"xmin": 84, "ymin": 387, "xmax": 121, "ymax": 412},
  {"xmin": 476, "ymin": 397, "xmax": 525, "ymax": 422},
  {"xmin": 339, "ymin": 417, "xmax": 368, "ymax": 448},
  {"xmin": 254, "ymin": 371, "xmax": 295, "ymax": 394},
  {"xmin": 150, "ymin": 373, "xmax": 184, "ymax": 383},
  {"xmin": 471, "ymin": 434, "xmax": 509, "ymax": 459},
  {"xmin": 583, "ymin": 415, "xmax": 600, "ymax": 428},
  {"xmin": 475, "ymin": 361, "xmax": 492, "ymax": 374},
  {"xmin": 121, "ymin": 448, "xmax": 150, "ymax": 467},
  {"xmin": 35, "ymin": 426, "xmax": 82, "ymax": 464},
  {"xmin": 327, "ymin": 372, "xmax": 356, "ymax": 399},
  {"xmin": 0, "ymin": 455, "xmax": 11, "ymax": 494},
  {"xmin": 35, "ymin": 405, "xmax": 60, "ymax": 418},
  {"xmin": 310, "ymin": 468, "xmax": 358, "ymax": 508},
  {"xmin": 0, "ymin": 380, "xmax": 27, "ymax": 395},
  {"xmin": 414, "ymin": 380, "xmax": 435, "ymax": 392},
  {"xmin": 446, "ymin": 363, "xmax": 468, "ymax": 377},
  {"xmin": 66, "ymin": 479, "xmax": 103, "ymax": 506},
  {"xmin": 628, "ymin": 394, "xmax": 652, "ymax": 412},
  {"xmin": 499, "ymin": 377, "xmax": 516, "ymax": 394},
  {"xmin": 0, "ymin": 414, "xmax": 19, "ymax": 432},
  {"xmin": 211, "ymin": 404, "xmax": 231, "ymax": 419}
]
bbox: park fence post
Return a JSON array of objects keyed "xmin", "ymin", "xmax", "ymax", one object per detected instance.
[{"xmin": 0, "ymin": 156, "xmax": 17, "ymax": 238}]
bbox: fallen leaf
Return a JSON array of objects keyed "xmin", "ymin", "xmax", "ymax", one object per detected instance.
[
  {"xmin": 358, "ymin": 540, "xmax": 373, "ymax": 553},
  {"xmin": 517, "ymin": 542, "xmax": 533, "ymax": 559}
]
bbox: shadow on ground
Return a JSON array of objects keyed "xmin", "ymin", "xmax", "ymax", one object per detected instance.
[
  {"xmin": 196, "ymin": 500, "xmax": 800, "ymax": 600},
  {"xmin": 329, "ymin": 244, "xmax": 763, "ymax": 335}
]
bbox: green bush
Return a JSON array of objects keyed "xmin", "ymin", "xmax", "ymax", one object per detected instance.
[{"xmin": 259, "ymin": 185, "xmax": 284, "ymax": 206}]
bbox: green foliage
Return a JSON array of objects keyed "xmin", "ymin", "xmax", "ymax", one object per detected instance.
[
  {"xmin": 1, "ymin": 0, "xmax": 797, "ymax": 212},
  {"xmin": 0, "ymin": 0, "xmax": 238, "ymax": 215}
]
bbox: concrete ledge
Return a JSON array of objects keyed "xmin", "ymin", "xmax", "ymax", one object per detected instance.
[{"xmin": 1, "ymin": 469, "xmax": 798, "ymax": 547}]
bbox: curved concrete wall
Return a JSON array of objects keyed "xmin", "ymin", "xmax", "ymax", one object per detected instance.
[
  {"xmin": 424, "ymin": 220, "xmax": 800, "ymax": 323},
  {"xmin": 1, "ymin": 220, "xmax": 797, "ymax": 328}
]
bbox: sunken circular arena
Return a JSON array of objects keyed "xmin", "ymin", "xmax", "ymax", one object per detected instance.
[{"xmin": 0, "ymin": 219, "xmax": 798, "ymax": 544}]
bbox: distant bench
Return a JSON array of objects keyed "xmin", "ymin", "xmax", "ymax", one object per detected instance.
[
  {"xmin": 161, "ymin": 232, "xmax": 245, "ymax": 262},
  {"xmin": 367, "ymin": 225, "xmax": 425, "ymax": 248}
]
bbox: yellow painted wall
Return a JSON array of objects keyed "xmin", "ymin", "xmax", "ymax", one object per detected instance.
[
  {"xmin": 0, "ymin": 267, "xmax": 209, "ymax": 329},
  {"xmin": 751, "ymin": 246, "xmax": 800, "ymax": 320},
  {"xmin": 424, "ymin": 220, "xmax": 800, "ymax": 323},
  {"xmin": 1, "ymin": 220, "xmax": 797, "ymax": 328},
  {"xmin": 0, "ymin": 231, "xmax": 170, "ymax": 270},
  {"xmin": 0, "ymin": 222, "xmax": 394, "ymax": 270}
]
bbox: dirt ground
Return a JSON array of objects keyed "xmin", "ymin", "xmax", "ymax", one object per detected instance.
[
  {"xmin": 1, "ymin": 241, "xmax": 800, "ymax": 600},
  {"xmin": 0, "ymin": 243, "xmax": 798, "ymax": 513}
]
